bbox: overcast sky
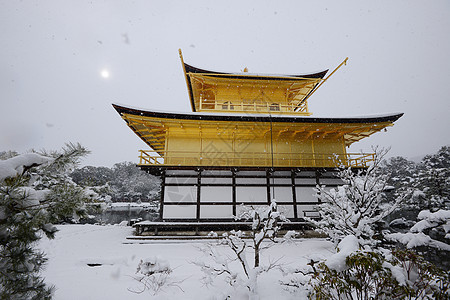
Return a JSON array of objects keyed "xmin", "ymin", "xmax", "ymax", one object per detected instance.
[{"xmin": 1, "ymin": 1, "xmax": 449, "ymax": 167}]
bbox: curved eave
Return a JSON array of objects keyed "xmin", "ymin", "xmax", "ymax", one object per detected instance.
[
  {"xmin": 184, "ymin": 62, "xmax": 329, "ymax": 80},
  {"xmin": 113, "ymin": 104, "xmax": 403, "ymax": 124},
  {"xmin": 182, "ymin": 62, "xmax": 328, "ymax": 112},
  {"xmin": 113, "ymin": 104, "xmax": 403, "ymax": 153}
]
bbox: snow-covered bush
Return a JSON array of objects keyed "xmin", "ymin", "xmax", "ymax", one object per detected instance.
[
  {"xmin": 0, "ymin": 143, "xmax": 89, "ymax": 299},
  {"xmin": 137, "ymin": 256, "xmax": 172, "ymax": 276},
  {"xmin": 281, "ymin": 236, "xmax": 449, "ymax": 299},
  {"xmin": 194, "ymin": 201, "xmax": 287, "ymax": 298},
  {"xmin": 308, "ymin": 148, "xmax": 406, "ymax": 247},
  {"xmin": 131, "ymin": 256, "xmax": 183, "ymax": 295},
  {"xmin": 310, "ymin": 247, "xmax": 449, "ymax": 299}
]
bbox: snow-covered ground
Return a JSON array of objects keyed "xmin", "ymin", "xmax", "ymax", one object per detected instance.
[{"xmin": 38, "ymin": 225, "xmax": 334, "ymax": 299}]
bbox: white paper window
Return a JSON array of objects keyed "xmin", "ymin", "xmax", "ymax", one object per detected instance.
[
  {"xmin": 295, "ymin": 187, "xmax": 318, "ymax": 203},
  {"xmin": 164, "ymin": 186, "xmax": 197, "ymax": 203},
  {"xmin": 201, "ymin": 177, "xmax": 232, "ymax": 184},
  {"xmin": 165, "ymin": 177, "xmax": 197, "ymax": 184},
  {"xmin": 236, "ymin": 187, "xmax": 267, "ymax": 203},
  {"xmin": 236, "ymin": 178, "xmax": 266, "ymax": 184},
  {"xmin": 200, "ymin": 205, "xmax": 233, "ymax": 218},
  {"xmin": 163, "ymin": 205, "xmax": 196, "ymax": 219},
  {"xmin": 273, "ymin": 178, "xmax": 292, "ymax": 184},
  {"xmin": 278, "ymin": 205, "xmax": 295, "ymax": 218},
  {"xmin": 236, "ymin": 204, "xmax": 266, "ymax": 216},
  {"xmin": 166, "ymin": 170, "xmax": 197, "ymax": 176},
  {"xmin": 295, "ymin": 178, "xmax": 317, "ymax": 185},
  {"xmin": 201, "ymin": 170, "xmax": 232, "ymax": 176},
  {"xmin": 272, "ymin": 187, "xmax": 293, "ymax": 202},
  {"xmin": 235, "ymin": 171, "xmax": 266, "ymax": 176},
  {"xmin": 200, "ymin": 187, "xmax": 232, "ymax": 203},
  {"xmin": 319, "ymin": 178, "xmax": 345, "ymax": 185}
]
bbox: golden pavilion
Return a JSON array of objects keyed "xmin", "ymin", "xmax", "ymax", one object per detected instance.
[{"xmin": 113, "ymin": 50, "xmax": 402, "ymax": 228}]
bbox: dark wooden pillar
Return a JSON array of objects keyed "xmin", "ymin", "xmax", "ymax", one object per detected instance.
[
  {"xmin": 196, "ymin": 168, "xmax": 202, "ymax": 221},
  {"xmin": 232, "ymin": 168, "xmax": 237, "ymax": 217},
  {"xmin": 291, "ymin": 169, "xmax": 298, "ymax": 220},
  {"xmin": 159, "ymin": 169, "xmax": 165, "ymax": 221}
]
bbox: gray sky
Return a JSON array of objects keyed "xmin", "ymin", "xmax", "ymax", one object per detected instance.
[{"xmin": 1, "ymin": 0, "xmax": 449, "ymax": 167}]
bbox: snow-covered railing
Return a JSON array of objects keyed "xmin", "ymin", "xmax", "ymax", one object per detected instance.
[{"xmin": 138, "ymin": 150, "xmax": 375, "ymax": 168}]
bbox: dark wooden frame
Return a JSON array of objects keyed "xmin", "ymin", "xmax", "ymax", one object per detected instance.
[{"xmin": 147, "ymin": 166, "xmax": 344, "ymax": 223}]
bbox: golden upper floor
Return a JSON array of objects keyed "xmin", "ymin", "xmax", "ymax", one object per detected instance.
[{"xmin": 179, "ymin": 50, "xmax": 346, "ymax": 116}]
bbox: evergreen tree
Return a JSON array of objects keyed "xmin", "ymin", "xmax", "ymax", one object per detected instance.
[
  {"xmin": 70, "ymin": 162, "xmax": 160, "ymax": 203},
  {"xmin": 69, "ymin": 165, "xmax": 113, "ymax": 187},
  {"xmin": 110, "ymin": 162, "xmax": 159, "ymax": 202},
  {"xmin": 415, "ymin": 146, "xmax": 450, "ymax": 210},
  {"xmin": 0, "ymin": 143, "xmax": 89, "ymax": 299}
]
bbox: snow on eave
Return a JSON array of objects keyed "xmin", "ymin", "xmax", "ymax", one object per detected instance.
[{"xmin": 112, "ymin": 103, "xmax": 403, "ymax": 123}]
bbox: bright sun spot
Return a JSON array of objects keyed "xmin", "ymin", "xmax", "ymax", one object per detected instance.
[{"xmin": 100, "ymin": 69, "xmax": 110, "ymax": 78}]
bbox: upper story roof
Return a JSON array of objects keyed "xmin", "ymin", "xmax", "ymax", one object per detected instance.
[{"xmin": 179, "ymin": 50, "xmax": 333, "ymax": 115}]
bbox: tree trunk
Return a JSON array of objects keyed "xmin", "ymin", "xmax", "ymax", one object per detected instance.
[{"xmin": 254, "ymin": 246, "xmax": 260, "ymax": 268}]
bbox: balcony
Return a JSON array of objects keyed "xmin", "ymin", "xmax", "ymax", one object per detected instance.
[
  {"xmin": 138, "ymin": 150, "xmax": 375, "ymax": 168},
  {"xmin": 198, "ymin": 99, "xmax": 310, "ymax": 115}
]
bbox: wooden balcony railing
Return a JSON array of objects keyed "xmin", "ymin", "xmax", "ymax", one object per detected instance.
[
  {"xmin": 198, "ymin": 100, "xmax": 310, "ymax": 115},
  {"xmin": 138, "ymin": 150, "xmax": 375, "ymax": 168}
]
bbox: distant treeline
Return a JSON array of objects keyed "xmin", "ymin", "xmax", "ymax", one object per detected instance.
[{"xmin": 70, "ymin": 162, "xmax": 160, "ymax": 203}]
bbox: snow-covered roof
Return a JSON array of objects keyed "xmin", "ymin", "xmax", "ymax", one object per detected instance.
[
  {"xmin": 113, "ymin": 103, "xmax": 403, "ymax": 124},
  {"xmin": 112, "ymin": 103, "xmax": 403, "ymax": 156}
]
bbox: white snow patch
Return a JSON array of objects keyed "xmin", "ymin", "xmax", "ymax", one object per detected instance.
[
  {"xmin": 325, "ymin": 235, "xmax": 359, "ymax": 271},
  {"xmin": 387, "ymin": 232, "xmax": 450, "ymax": 251},
  {"xmin": 410, "ymin": 220, "xmax": 433, "ymax": 233},
  {"xmin": 37, "ymin": 225, "xmax": 334, "ymax": 299},
  {"xmin": 387, "ymin": 232, "xmax": 431, "ymax": 248},
  {"xmin": 418, "ymin": 209, "xmax": 450, "ymax": 223},
  {"xmin": 411, "ymin": 210, "xmax": 450, "ymax": 233},
  {"xmin": 0, "ymin": 153, "xmax": 53, "ymax": 181},
  {"xmin": 18, "ymin": 187, "xmax": 50, "ymax": 207},
  {"xmin": 383, "ymin": 262, "xmax": 407, "ymax": 285},
  {"xmin": 117, "ymin": 220, "xmax": 129, "ymax": 227}
]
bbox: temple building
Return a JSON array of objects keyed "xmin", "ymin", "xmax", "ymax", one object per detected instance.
[{"xmin": 113, "ymin": 50, "xmax": 402, "ymax": 229}]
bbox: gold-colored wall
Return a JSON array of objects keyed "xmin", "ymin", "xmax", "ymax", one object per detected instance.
[{"xmin": 164, "ymin": 125, "xmax": 346, "ymax": 168}]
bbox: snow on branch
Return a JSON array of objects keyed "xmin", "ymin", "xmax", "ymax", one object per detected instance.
[
  {"xmin": 308, "ymin": 148, "xmax": 409, "ymax": 247},
  {"xmin": 0, "ymin": 153, "xmax": 53, "ymax": 181},
  {"xmin": 386, "ymin": 208, "xmax": 450, "ymax": 251},
  {"xmin": 193, "ymin": 201, "xmax": 291, "ymax": 297}
]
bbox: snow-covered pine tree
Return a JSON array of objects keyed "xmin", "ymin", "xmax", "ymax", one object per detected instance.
[
  {"xmin": 415, "ymin": 146, "xmax": 450, "ymax": 211},
  {"xmin": 0, "ymin": 143, "xmax": 89, "ymax": 299},
  {"xmin": 382, "ymin": 146, "xmax": 450, "ymax": 214}
]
